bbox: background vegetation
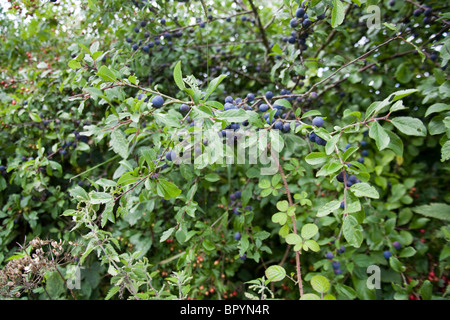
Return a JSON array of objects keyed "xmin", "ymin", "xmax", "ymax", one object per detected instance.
[{"xmin": 0, "ymin": 0, "xmax": 449, "ymax": 300}]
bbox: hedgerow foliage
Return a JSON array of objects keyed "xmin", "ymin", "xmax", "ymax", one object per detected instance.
[{"xmin": 0, "ymin": 0, "xmax": 449, "ymax": 300}]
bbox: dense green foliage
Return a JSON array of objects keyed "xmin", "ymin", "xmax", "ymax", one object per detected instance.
[{"xmin": 0, "ymin": 0, "xmax": 449, "ymax": 301}]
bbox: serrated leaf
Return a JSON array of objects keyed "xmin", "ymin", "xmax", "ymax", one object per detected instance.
[
  {"xmin": 265, "ymin": 265, "xmax": 286, "ymax": 282},
  {"xmin": 272, "ymin": 212, "xmax": 287, "ymax": 225},
  {"xmin": 311, "ymin": 275, "xmax": 330, "ymax": 294},
  {"xmin": 157, "ymin": 179, "xmax": 182, "ymax": 199},
  {"xmin": 160, "ymin": 227, "xmax": 175, "ymax": 242},
  {"xmin": 258, "ymin": 179, "xmax": 271, "ymax": 189},
  {"xmin": 300, "ymin": 293, "xmax": 321, "ymax": 300},
  {"xmin": 285, "ymin": 233, "xmax": 302, "ymax": 245},
  {"xmin": 391, "ymin": 117, "xmax": 427, "ymax": 137},
  {"xmin": 117, "ymin": 172, "xmax": 140, "ymax": 186},
  {"xmin": 412, "ymin": 203, "xmax": 450, "ymax": 221},
  {"xmin": 110, "ymin": 130, "xmax": 129, "ymax": 159},
  {"xmin": 343, "ymin": 215, "xmax": 363, "ymax": 248},
  {"xmin": 105, "ymin": 286, "xmax": 120, "ymax": 300},
  {"xmin": 90, "ymin": 192, "xmax": 113, "ymax": 204},
  {"xmin": 69, "ymin": 186, "xmax": 89, "ymax": 201},
  {"xmin": 301, "ymin": 224, "xmax": 318, "ymax": 239},
  {"xmin": 350, "ymin": 183, "xmax": 379, "ymax": 199},
  {"xmin": 304, "ymin": 239, "xmax": 320, "ymax": 252},
  {"xmin": 68, "ymin": 60, "xmax": 81, "ymax": 69},
  {"xmin": 97, "ymin": 65, "xmax": 117, "ymax": 82},
  {"xmin": 317, "ymin": 200, "xmax": 341, "ymax": 217},
  {"xmin": 276, "ymin": 200, "xmax": 289, "ymax": 212}
]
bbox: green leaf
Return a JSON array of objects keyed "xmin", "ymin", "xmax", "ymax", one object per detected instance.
[
  {"xmin": 117, "ymin": 173, "xmax": 140, "ymax": 186},
  {"xmin": 205, "ymin": 101, "xmax": 224, "ymax": 110},
  {"xmin": 265, "ymin": 265, "xmax": 286, "ymax": 282},
  {"xmin": 385, "ymin": 130, "xmax": 404, "ymax": 157},
  {"xmin": 342, "ymin": 215, "xmax": 363, "ymax": 248},
  {"xmin": 389, "ymin": 256, "xmax": 405, "ymax": 273},
  {"xmin": 90, "ymin": 192, "xmax": 113, "ymax": 204},
  {"xmin": 68, "ymin": 60, "xmax": 81, "ymax": 69},
  {"xmin": 89, "ymin": 41, "xmax": 99, "ymax": 53},
  {"xmin": 389, "ymin": 89, "xmax": 418, "ymax": 102},
  {"xmin": 110, "ymin": 130, "xmax": 129, "ymax": 159},
  {"xmin": 325, "ymin": 135, "xmax": 340, "ymax": 155},
  {"xmin": 389, "ymin": 100, "xmax": 407, "ymax": 113},
  {"xmin": 46, "ymin": 271, "xmax": 66, "ymax": 298},
  {"xmin": 316, "ymin": 162, "xmax": 343, "ymax": 177},
  {"xmin": 335, "ymin": 283, "xmax": 357, "ymax": 299},
  {"xmin": 399, "ymin": 247, "xmax": 416, "ymax": 258},
  {"xmin": 29, "ymin": 112, "xmax": 42, "ymax": 123},
  {"xmin": 300, "ymin": 293, "xmax": 321, "ymax": 300},
  {"xmin": 350, "ymin": 183, "xmax": 380, "ymax": 199},
  {"xmin": 440, "ymin": 246, "xmax": 450, "ymax": 261},
  {"xmin": 304, "ymin": 239, "xmax": 320, "ymax": 252},
  {"xmin": 260, "ymin": 188, "xmax": 272, "ymax": 197},
  {"xmin": 273, "ymin": 99, "xmax": 291, "ymax": 109},
  {"xmin": 271, "ymin": 43, "xmax": 283, "ymax": 56},
  {"xmin": 305, "ymin": 152, "xmax": 329, "ymax": 166},
  {"xmin": 272, "ymin": 212, "xmax": 287, "ymax": 225},
  {"xmin": 158, "ymin": 179, "xmax": 182, "ymax": 199},
  {"xmin": 369, "ymin": 121, "xmax": 390, "ymax": 151},
  {"xmin": 215, "ymin": 108, "xmax": 248, "ymax": 123},
  {"xmin": 425, "ymin": 103, "xmax": 450, "ymax": 117},
  {"xmin": 173, "ymin": 61, "xmax": 185, "ymax": 91},
  {"xmin": 203, "ymin": 74, "xmax": 227, "ymax": 101},
  {"xmin": 202, "ymin": 238, "xmax": 215, "ymax": 251},
  {"xmin": 311, "ymin": 275, "xmax": 330, "ymax": 294},
  {"xmin": 365, "ymin": 99, "xmax": 391, "ymax": 120},
  {"xmin": 69, "ymin": 186, "xmax": 89, "ymax": 201},
  {"xmin": 331, "ymin": 0, "xmax": 345, "ymax": 28},
  {"xmin": 317, "ymin": 200, "xmax": 341, "ymax": 217},
  {"xmin": 285, "ymin": 233, "xmax": 302, "ymax": 246},
  {"xmin": 420, "ymin": 280, "xmax": 433, "ymax": 300},
  {"xmin": 395, "ymin": 63, "xmax": 413, "ymax": 84},
  {"xmin": 276, "ymin": 200, "xmax": 289, "ymax": 212},
  {"xmin": 301, "ymin": 110, "xmax": 322, "ymax": 119},
  {"xmin": 384, "ymin": 23, "xmax": 398, "ymax": 32},
  {"xmin": 258, "ymin": 179, "xmax": 271, "ymax": 189},
  {"xmin": 97, "ymin": 65, "xmax": 117, "ymax": 82},
  {"xmin": 442, "ymin": 140, "xmax": 450, "ymax": 162},
  {"xmin": 411, "ymin": 203, "xmax": 450, "ymax": 221},
  {"xmin": 105, "ymin": 286, "xmax": 120, "ymax": 300},
  {"xmin": 301, "ymin": 223, "xmax": 318, "ymax": 240},
  {"xmin": 205, "ymin": 173, "xmax": 220, "ymax": 182},
  {"xmin": 391, "ymin": 117, "xmax": 427, "ymax": 137},
  {"xmin": 160, "ymin": 227, "xmax": 175, "ymax": 242}
]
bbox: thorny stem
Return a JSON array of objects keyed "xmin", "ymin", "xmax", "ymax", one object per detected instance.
[{"xmin": 270, "ymin": 147, "xmax": 303, "ymax": 298}]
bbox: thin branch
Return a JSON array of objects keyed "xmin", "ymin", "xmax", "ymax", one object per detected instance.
[{"xmin": 247, "ymin": 0, "xmax": 273, "ymax": 63}]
